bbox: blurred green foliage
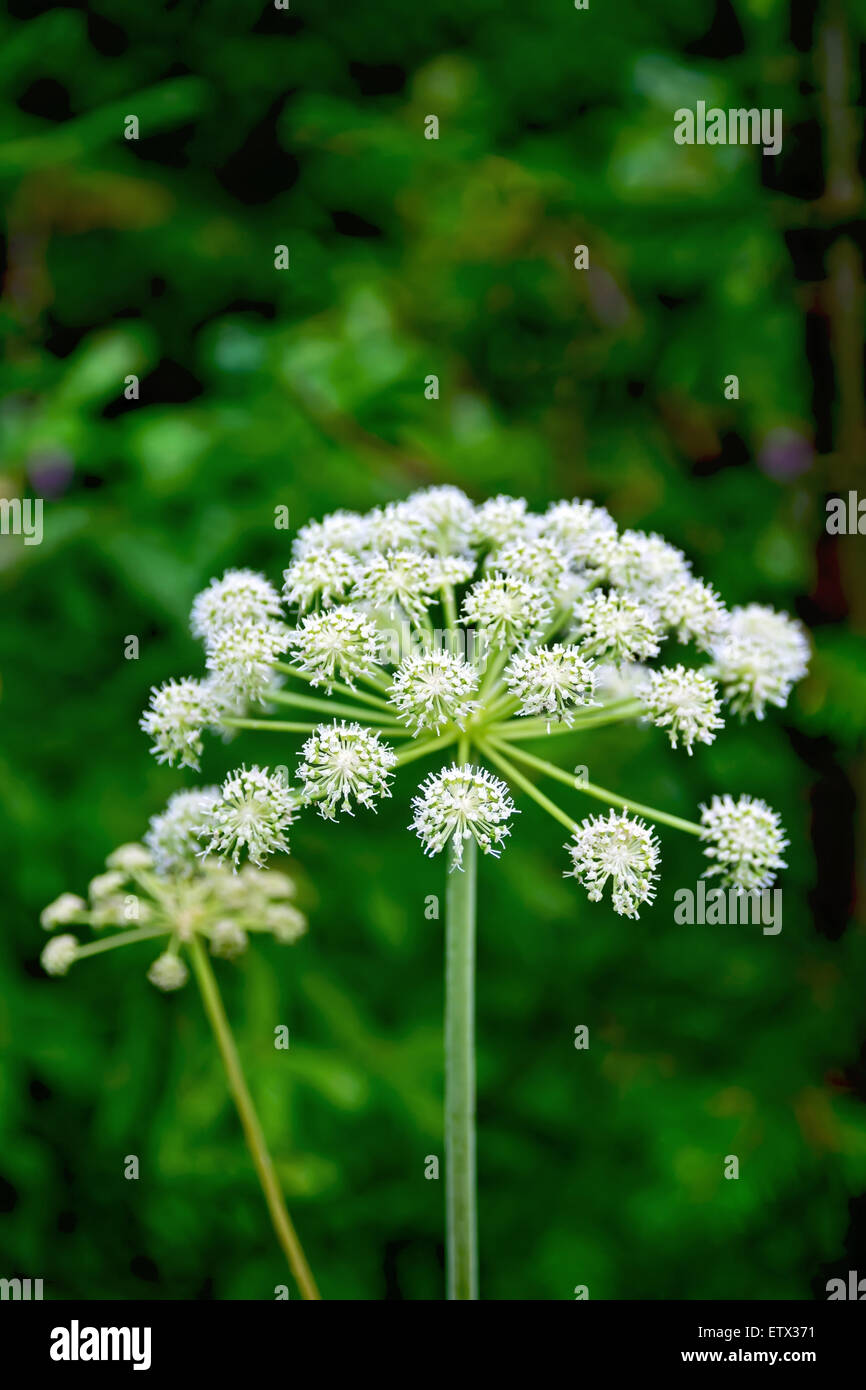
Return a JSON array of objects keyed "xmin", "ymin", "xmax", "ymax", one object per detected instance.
[{"xmin": 2, "ymin": 0, "xmax": 866, "ymax": 1300}]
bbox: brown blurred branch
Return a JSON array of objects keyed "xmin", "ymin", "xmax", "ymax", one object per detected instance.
[
  {"xmin": 819, "ymin": 4, "xmax": 865, "ymax": 504},
  {"xmin": 817, "ymin": 0, "xmax": 866, "ymax": 922}
]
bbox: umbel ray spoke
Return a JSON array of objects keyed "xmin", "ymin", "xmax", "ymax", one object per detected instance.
[
  {"xmin": 268, "ymin": 687, "xmax": 403, "ymax": 726},
  {"xmin": 484, "ymin": 735, "xmax": 703, "ymax": 837},
  {"xmin": 273, "ymin": 661, "xmax": 394, "ymax": 711}
]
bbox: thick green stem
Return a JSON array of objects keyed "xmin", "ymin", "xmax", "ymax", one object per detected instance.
[
  {"xmin": 189, "ymin": 936, "xmax": 321, "ymax": 1301},
  {"xmin": 445, "ymin": 835, "xmax": 478, "ymax": 1300}
]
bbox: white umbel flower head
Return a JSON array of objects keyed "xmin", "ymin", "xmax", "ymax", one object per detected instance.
[
  {"xmin": 540, "ymin": 499, "xmax": 617, "ymax": 565},
  {"xmin": 700, "ymin": 794, "xmax": 788, "ymax": 892},
  {"xmin": 266, "ymin": 902, "xmax": 308, "ymax": 943},
  {"xmin": 105, "ymin": 843, "xmax": 154, "ymax": 874},
  {"xmin": 706, "ymin": 604, "xmax": 810, "ymax": 719},
  {"xmin": 288, "ymin": 606, "xmax": 382, "ymax": 690},
  {"xmin": 365, "ymin": 500, "xmax": 424, "ymax": 553},
  {"xmin": 145, "ymin": 787, "xmax": 221, "ymax": 877},
  {"xmin": 209, "ymin": 919, "xmax": 249, "ymax": 960},
  {"xmin": 282, "ymin": 549, "xmax": 359, "ymax": 611},
  {"xmin": 297, "ymin": 721, "xmax": 397, "ymax": 819},
  {"xmin": 606, "ymin": 530, "xmax": 691, "ymax": 598},
  {"xmin": 140, "ymin": 677, "xmax": 219, "ymax": 770},
  {"xmin": 191, "ymin": 569, "xmax": 283, "ymax": 639},
  {"xmin": 40, "ymin": 893, "xmax": 86, "ymax": 930},
  {"xmin": 292, "ymin": 509, "xmax": 370, "ymax": 558},
  {"xmin": 472, "ymin": 494, "xmax": 529, "ymax": 547},
  {"xmin": 663, "ymin": 577, "xmax": 728, "ymax": 649},
  {"xmin": 462, "ymin": 573, "xmax": 553, "ymax": 649},
  {"xmin": 429, "ymin": 553, "xmax": 477, "ymax": 589},
  {"xmin": 410, "ymin": 763, "xmax": 518, "ymax": 869},
  {"xmin": 88, "ymin": 870, "xmax": 126, "ymax": 901},
  {"xmin": 354, "ymin": 549, "xmax": 438, "ymax": 622},
  {"xmin": 41, "ymin": 933, "xmax": 79, "ymax": 976},
  {"xmin": 575, "ymin": 591, "xmax": 662, "ymax": 665},
  {"xmin": 490, "ymin": 536, "xmax": 572, "ymax": 590},
  {"xmin": 506, "ymin": 644, "xmax": 598, "ymax": 727},
  {"xmin": 205, "ymin": 619, "xmax": 287, "ymax": 704},
  {"xmin": 642, "ymin": 665, "xmax": 724, "ymax": 754},
  {"xmin": 255, "ymin": 869, "xmax": 297, "ymax": 899},
  {"xmin": 199, "ymin": 766, "xmax": 298, "ymax": 867},
  {"xmin": 147, "ymin": 952, "xmax": 189, "ymax": 992},
  {"xmin": 565, "ymin": 810, "xmax": 661, "ymax": 918},
  {"xmin": 389, "ymin": 651, "xmax": 481, "ymax": 733},
  {"xmin": 402, "ymin": 485, "xmax": 476, "ymax": 553}
]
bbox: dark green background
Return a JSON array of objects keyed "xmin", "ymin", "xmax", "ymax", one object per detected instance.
[{"xmin": 2, "ymin": 0, "xmax": 866, "ymax": 1299}]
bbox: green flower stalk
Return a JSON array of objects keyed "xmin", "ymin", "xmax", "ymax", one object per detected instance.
[
  {"xmin": 140, "ymin": 485, "xmax": 809, "ymax": 1299},
  {"xmin": 39, "ymin": 815, "xmax": 320, "ymax": 1301}
]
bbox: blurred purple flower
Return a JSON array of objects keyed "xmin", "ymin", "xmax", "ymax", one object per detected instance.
[
  {"xmin": 758, "ymin": 428, "xmax": 813, "ymax": 481},
  {"xmin": 28, "ymin": 450, "xmax": 74, "ymax": 498},
  {"xmin": 587, "ymin": 268, "xmax": 631, "ymax": 329}
]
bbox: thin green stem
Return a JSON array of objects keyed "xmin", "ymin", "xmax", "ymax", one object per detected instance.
[
  {"xmin": 273, "ymin": 663, "xmax": 393, "ymax": 711},
  {"xmin": 482, "ymin": 691, "xmax": 519, "ymax": 721},
  {"xmin": 355, "ymin": 667, "xmax": 394, "ymax": 694},
  {"xmin": 487, "ymin": 699, "xmax": 643, "ymax": 740},
  {"xmin": 221, "ymin": 718, "xmax": 321, "ymax": 734},
  {"xmin": 268, "ymin": 688, "xmax": 401, "ymax": 727},
  {"xmin": 487, "ymin": 738, "xmax": 703, "ymax": 836},
  {"xmin": 539, "ymin": 605, "xmax": 570, "ymax": 643},
  {"xmin": 441, "ymin": 585, "xmax": 458, "ymax": 638},
  {"xmin": 188, "ymin": 936, "xmax": 321, "ymax": 1301},
  {"xmin": 477, "ymin": 647, "xmax": 509, "ymax": 700},
  {"xmin": 479, "ymin": 741, "xmax": 578, "ymax": 833},
  {"xmin": 445, "ymin": 834, "xmax": 478, "ymax": 1300},
  {"xmin": 394, "ymin": 729, "xmax": 459, "ymax": 767},
  {"xmin": 73, "ymin": 926, "xmax": 172, "ymax": 960}
]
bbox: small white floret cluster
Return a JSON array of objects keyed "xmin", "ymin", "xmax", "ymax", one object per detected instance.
[{"xmin": 40, "ymin": 793, "xmax": 308, "ymax": 989}]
